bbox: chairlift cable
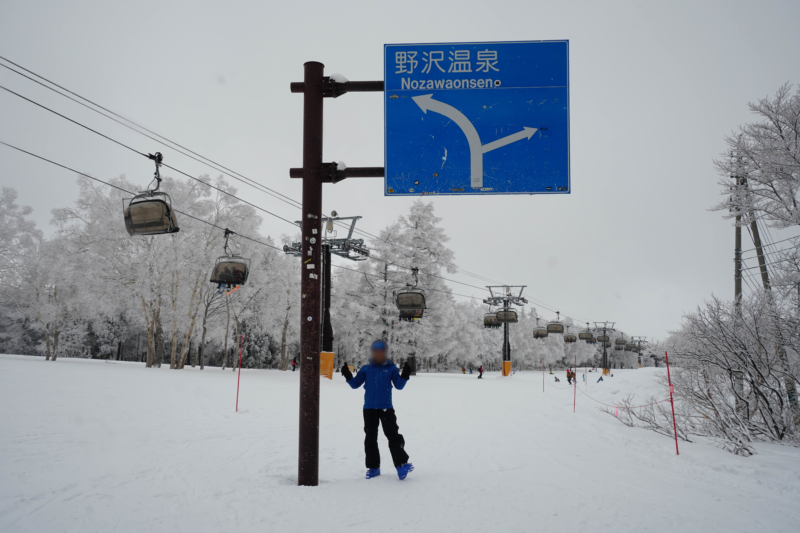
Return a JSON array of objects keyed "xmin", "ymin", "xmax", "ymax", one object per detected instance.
[
  {"xmin": 0, "ymin": 57, "xmax": 508, "ymax": 286},
  {"xmin": 0, "ymin": 56, "xmax": 304, "ymax": 210},
  {"xmin": 0, "ymin": 140, "xmax": 283, "ymax": 253},
  {"xmin": 1, "ymin": 73, "xmax": 588, "ymax": 320}
]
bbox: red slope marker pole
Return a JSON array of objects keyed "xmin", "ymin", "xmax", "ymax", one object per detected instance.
[
  {"xmin": 572, "ymin": 359, "xmax": 577, "ymax": 411},
  {"xmin": 236, "ymin": 334, "xmax": 244, "ymax": 412},
  {"xmin": 665, "ymin": 350, "xmax": 679, "ymax": 456}
]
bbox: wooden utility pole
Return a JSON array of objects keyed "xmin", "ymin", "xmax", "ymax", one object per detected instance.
[
  {"xmin": 297, "ymin": 61, "xmax": 324, "ymax": 487},
  {"xmin": 734, "ymin": 180, "xmax": 743, "ymax": 308},
  {"xmin": 290, "ymin": 64, "xmax": 384, "ymax": 486},
  {"xmin": 743, "ymin": 178, "xmax": 799, "ymax": 420}
]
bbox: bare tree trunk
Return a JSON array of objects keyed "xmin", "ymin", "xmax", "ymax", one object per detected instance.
[
  {"xmin": 44, "ymin": 328, "xmax": 51, "ymax": 361},
  {"xmin": 199, "ymin": 305, "xmax": 211, "ymax": 370},
  {"xmin": 155, "ymin": 312, "xmax": 164, "ymax": 368},
  {"xmin": 279, "ymin": 312, "xmax": 290, "ymax": 371},
  {"xmin": 178, "ymin": 306, "xmax": 201, "ymax": 369},
  {"xmin": 222, "ymin": 297, "xmax": 230, "ymax": 370},
  {"xmin": 145, "ymin": 318, "xmax": 155, "ymax": 367},
  {"xmin": 51, "ymin": 327, "xmax": 60, "ymax": 361},
  {"xmin": 169, "ymin": 269, "xmax": 179, "ymax": 369}
]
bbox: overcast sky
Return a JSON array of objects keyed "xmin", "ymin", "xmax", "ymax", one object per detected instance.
[{"xmin": 1, "ymin": 0, "xmax": 798, "ymax": 340}]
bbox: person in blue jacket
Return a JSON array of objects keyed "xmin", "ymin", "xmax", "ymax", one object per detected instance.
[{"xmin": 342, "ymin": 340, "xmax": 414, "ymax": 480}]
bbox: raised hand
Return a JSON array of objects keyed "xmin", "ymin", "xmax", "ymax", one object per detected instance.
[
  {"xmin": 401, "ymin": 362, "xmax": 411, "ymax": 380},
  {"xmin": 342, "ymin": 363, "xmax": 353, "ymax": 382}
]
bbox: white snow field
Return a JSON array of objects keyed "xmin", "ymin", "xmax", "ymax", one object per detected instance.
[{"xmin": 1, "ymin": 355, "xmax": 799, "ymax": 533}]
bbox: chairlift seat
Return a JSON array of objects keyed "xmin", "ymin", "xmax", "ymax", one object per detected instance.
[
  {"xmin": 496, "ymin": 309, "xmax": 518, "ymax": 323},
  {"xmin": 578, "ymin": 331, "xmax": 593, "ymax": 341},
  {"xmin": 210, "ymin": 255, "xmax": 250, "ymax": 287},
  {"xmin": 547, "ymin": 322, "xmax": 564, "ymax": 334},
  {"xmin": 484, "ymin": 313, "xmax": 501, "ymax": 329},
  {"xmin": 564, "ymin": 334, "xmax": 577, "ymax": 343},
  {"xmin": 396, "ymin": 290, "xmax": 426, "ymax": 311},
  {"xmin": 124, "ymin": 192, "xmax": 179, "ymax": 236},
  {"xmin": 533, "ymin": 328, "xmax": 548, "ymax": 339}
]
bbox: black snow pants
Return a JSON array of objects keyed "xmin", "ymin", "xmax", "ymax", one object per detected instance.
[{"xmin": 363, "ymin": 409, "xmax": 409, "ymax": 469}]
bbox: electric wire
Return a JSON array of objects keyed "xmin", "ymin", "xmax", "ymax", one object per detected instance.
[
  {"xmin": 332, "ymin": 264, "xmax": 484, "ymax": 300},
  {"xmin": 741, "ymin": 234, "xmax": 798, "ymax": 253},
  {"xmin": 0, "ymin": 140, "xmax": 283, "ymax": 252},
  {"xmin": 0, "ymin": 56, "xmax": 508, "ymax": 287},
  {"xmin": 0, "ymin": 64, "xmax": 593, "ymax": 325},
  {"xmin": 0, "ymin": 84, "xmax": 501, "ymax": 298},
  {"xmin": 0, "ymin": 56, "xmax": 304, "ymax": 210}
]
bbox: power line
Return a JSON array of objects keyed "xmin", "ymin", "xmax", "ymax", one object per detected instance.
[
  {"xmin": 0, "ymin": 55, "xmax": 508, "ymax": 288},
  {"xmin": 1, "ymin": 136, "xmax": 595, "ymax": 331},
  {"xmin": 0, "ymin": 140, "xmax": 282, "ymax": 252},
  {"xmin": 0, "ymin": 83, "xmax": 494, "ymax": 293},
  {"xmin": 0, "ymin": 56, "xmax": 304, "ymax": 211},
  {"xmin": 332, "ymin": 264, "xmax": 483, "ymax": 300},
  {"xmin": 0, "ymin": 63, "xmax": 593, "ymax": 324},
  {"xmin": 741, "ymin": 233, "xmax": 798, "ymax": 253}
]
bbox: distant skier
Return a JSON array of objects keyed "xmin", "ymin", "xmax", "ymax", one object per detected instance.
[
  {"xmin": 566, "ymin": 370, "xmax": 573, "ymax": 385},
  {"xmin": 291, "ymin": 357, "xmax": 297, "ymax": 372},
  {"xmin": 582, "ymin": 373, "xmax": 586, "ymax": 383},
  {"xmin": 554, "ymin": 376, "xmax": 561, "ymax": 383},
  {"xmin": 597, "ymin": 376, "xmax": 604, "ymax": 383},
  {"xmin": 478, "ymin": 365, "xmax": 484, "ymax": 379},
  {"xmin": 469, "ymin": 367, "xmax": 473, "ymax": 375},
  {"xmin": 462, "ymin": 366, "xmax": 466, "ymax": 374},
  {"xmin": 341, "ymin": 340, "xmax": 414, "ymax": 481}
]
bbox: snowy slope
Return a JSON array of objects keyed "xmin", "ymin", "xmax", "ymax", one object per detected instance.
[{"xmin": 1, "ymin": 355, "xmax": 799, "ymax": 533}]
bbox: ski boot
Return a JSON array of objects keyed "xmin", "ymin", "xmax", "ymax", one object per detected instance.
[
  {"xmin": 396, "ymin": 463, "xmax": 414, "ymax": 480},
  {"xmin": 366, "ymin": 468, "xmax": 381, "ymax": 479}
]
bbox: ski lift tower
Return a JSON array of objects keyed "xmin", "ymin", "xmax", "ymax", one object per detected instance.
[
  {"xmin": 593, "ymin": 321, "xmax": 616, "ymax": 375},
  {"xmin": 284, "ymin": 212, "xmax": 369, "ymax": 353},
  {"xmin": 631, "ymin": 336, "xmax": 647, "ymax": 368},
  {"xmin": 484, "ymin": 286, "xmax": 527, "ymax": 376}
]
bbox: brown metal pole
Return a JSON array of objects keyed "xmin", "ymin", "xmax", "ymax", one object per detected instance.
[{"xmin": 298, "ymin": 61, "xmax": 324, "ymax": 487}]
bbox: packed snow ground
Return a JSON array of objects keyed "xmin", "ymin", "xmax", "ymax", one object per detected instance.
[{"xmin": 1, "ymin": 355, "xmax": 799, "ymax": 533}]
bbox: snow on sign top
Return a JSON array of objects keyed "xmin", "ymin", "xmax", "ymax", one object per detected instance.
[{"xmin": 384, "ymin": 40, "xmax": 570, "ymax": 196}]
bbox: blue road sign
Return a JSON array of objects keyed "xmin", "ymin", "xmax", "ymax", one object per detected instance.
[{"xmin": 384, "ymin": 40, "xmax": 569, "ymax": 196}]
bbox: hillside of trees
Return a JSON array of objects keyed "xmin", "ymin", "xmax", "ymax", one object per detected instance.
[{"xmin": 0, "ymin": 177, "xmax": 635, "ymax": 372}]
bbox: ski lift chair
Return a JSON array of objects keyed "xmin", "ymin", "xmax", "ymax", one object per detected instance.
[
  {"xmin": 123, "ymin": 152, "xmax": 179, "ymax": 236},
  {"xmin": 484, "ymin": 313, "xmax": 501, "ymax": 329},
  {"xmin": 579, "ymin": 323, "xmax": 593, "ymax": 342},
  {"xmin": 496, "ymin": 308, "xmax": 518, "ymax": 323},
  {"xmin": 533, "ymin": 318, "xmax": 548, "ymax": 339},
  {"xmin": 210, "ymin": 255, "xmax": 250, "ymax": 289},
  {"xmin": 546, "ymin": 311, "xmax": 564, "ymax": 334},
  {"xmin": 396, "ymin": 289, "xmax": 426, "ymax": 322}
]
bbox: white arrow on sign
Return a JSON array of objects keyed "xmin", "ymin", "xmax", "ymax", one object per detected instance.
[
  {"xmin": 412, "ymin": 94, "xmax": 537, "ymax": 189},
  {"xmin": 482, "ymin": 127, "xmax": 538, "ymax": 154}
]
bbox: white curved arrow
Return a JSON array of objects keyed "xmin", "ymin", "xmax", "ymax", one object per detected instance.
[
  {"xmin": 413, "ymin": 94, "xmax": 483, "ymax": 188},
  {"xmin": 412, "ymin": 94, "xmax": 537, "ymax": 189}
]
